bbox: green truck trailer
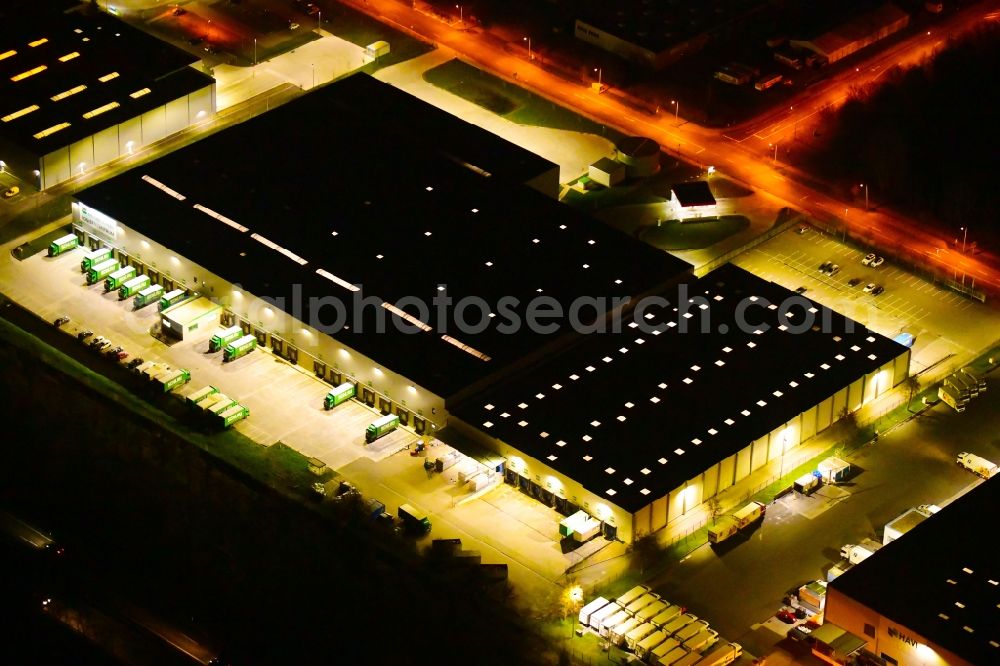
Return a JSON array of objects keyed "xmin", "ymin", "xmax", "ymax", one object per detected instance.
[
  {"xmin": 80, "ymin": 247, "xmax": 113, "ymax": 272},
  {"xmin": 397, "ymin": 503, "xmax": 431, "ymax": 534},
  {"xmin": 48, "ymin": 233, "xmax": 79, "ymax": 257},
  {"xmin": 134, "ymin": 284, "xmax": 165, "ymax": 309},
  {"xmin": 324, "ymin": 382, "xmax": 356, "ymax": 409},
  {"xmin": 104, "ymin": 265, "xmax": 136, "ymax": 291},
  {"xmin": 365, "ymin": 414, "xmax": 400, "ymax": 443},
  {"xmin": 186, "ymin": 385, "xmax": 219, "ymax": 408},
  {"xmin": 209, "ymin": 325, "xmax": 244, "ymax": 352},
  {"xmin": 158, "ymin": 289, "xmax": 188, "ymax": 311},
  {"xmin": 205, "ymin": 394, "xmax": 236, "ymax": 416},
  {"xmin": 223, "ymin": 334, "xmax": 257, "ymax": 362},
  {"xmin": 118, "ymin": 274, "xmax": 151, "ymax": 299},
  {"xmin": 217, "ymin": 404, "xmax": 249, "ymax": 428},
  {"xmin": 152, "ymin": 368, "xmax": 191, "ymax": 393},
  {"xmin": 86, "ymin": 258, "xmax": 120, "ymax": 285}
]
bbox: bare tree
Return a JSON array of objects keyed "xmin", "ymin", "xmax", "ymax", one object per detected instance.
[
  {"xmin": 628, "ymin": 533, "xmax": 662, "ymax": 575},
  {"xmin": 705, "ymin": 495, "xmax": 723, "ymax": 525},
  {"xmin": 904, "ymin": 374, "xmax": 922, "ymax": 412}
]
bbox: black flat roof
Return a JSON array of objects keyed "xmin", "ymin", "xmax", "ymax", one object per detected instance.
[
  {"xmin": 0, "ymin": 3, "xmax": 213, "ymax": 155},
  {"xmin": 672, "ymin": 181, "xmax": 716, "ymax": 207},
  {"xmin": 830, "ymin": 479, "xmax": 1000, "ymax": 665},
  {"xmin": 453, "ymin": 264, "xmax": 907, "ymax": 512},
  {"xmin": 75, "ymin": 74, "xmax": 691, "ymax": 398}
]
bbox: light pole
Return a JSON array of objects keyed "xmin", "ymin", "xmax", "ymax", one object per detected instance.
[
  {"xmin": 769, "ymin": 142, "xmax": 778, "ymax": 164},
  {"xmin": 523, "ymin": 36, "xmax": 532, "ymax": 60},
  {"xmin": 671, "ymin": 99, "xmax": 679, "ymax": 124},
  {"xmin": 456, "ymin": 4, "xmax": 462, "ymax": 24},
  {"xmin": 961, "ymin": 226, "xmax": 968, "ymax": 254},
  {"xmin": 594, "ymin": 67, "xmax": 602, "ymax": 86},
  {"xmin": 311, "ymin": 63, "xmax": 315, "ymax": 89},
  {"xmin": 317, "ymin": 10, "xmax": 322, "ymax": 32},
  {"xmin": 860, "ymin": 183, "xmax": 868, "ymax": 211},
  {"xmin": 253, "ymin": 38, "xmax": 257, "ymax": 78},
  {"xmin": 568, "ymin": 585, "xmax": 583, "ymax": 637}
]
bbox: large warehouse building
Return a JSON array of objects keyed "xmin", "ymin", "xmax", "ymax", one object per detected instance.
[
  {"xmin": 452, "ymin": 264, "xmax": 910, "ymax": 542},
  {"xmin": 72, "ymin": 74, "xmax": 690, "ymax": 435},
  {"xmin": 824, "ymin": 478, "xmax": 998, "ymax": 666},
  {"xmin": 0, "ymin": 1, "xmax": 215, "ymax": 189},
  {"xmin": 790, "ymin": 3, "xmax": 909, "ymax": 65},
  {"xmin": 70, "ymin": 73, "xmax": 909, "ymax": 545}
]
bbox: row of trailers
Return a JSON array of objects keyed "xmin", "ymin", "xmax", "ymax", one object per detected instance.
[
  {"xmin": 56, "ymin": 239, "xmax": 192, "ymax": 312},
  {"xmin": 578, "ymin": 586, "xmax": 742, "ymax": 666}
]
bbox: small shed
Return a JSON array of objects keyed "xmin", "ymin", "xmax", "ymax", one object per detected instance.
[
  {"xmin": 588, "ymin": 157, "xmax": 626, "ymax": 187},
  {"xmin": 366, "ymin": 41, "xmax": 390, "ymax": 59},
  {"xmin": 307, "ymin": 457, "xmax": 327, "ymax": 476},
  {"xmin": 817, "ymin": 456, "xmax": 851, "ymax": 483}
]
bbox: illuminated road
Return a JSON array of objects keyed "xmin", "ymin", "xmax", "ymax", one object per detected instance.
[{"xmin": 338, "ymin": 0, "xmax": 1000, "ymax": 293}]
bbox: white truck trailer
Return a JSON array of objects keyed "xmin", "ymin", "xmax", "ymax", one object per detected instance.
[
  {"xmin": 694, "ymin": 642, "xmax": 743, "ymax": 666},
  {"xmin": 840, "ymin": 538, "xmax": 883, "ymax": 564},
  {"xmin": 578, "ymin": 597, "xmax": 610, "ymax": 627},
  {"xmin": 707, "ymin": 501, "xmax": 766, "ymax": 544},
  {"xmin": 956, "ymin": 452, "xmax": 998, "ymax": 478}
]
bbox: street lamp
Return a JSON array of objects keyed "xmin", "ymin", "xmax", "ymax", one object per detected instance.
[
  {"xmin": 455, "ymin": 4, "xmax": 462, "ymax": 24},
  {"xmin": 311, "ymin": 63, "xmax": 315, "ymax": 89},
  {"xmin": 769, "ymin": 142, "xmax": 778, "ymax": 163},
  {"xmin": 317, "ymin": 10, "xmax": 322, "ymax": 32},
  {"xmin": 960, "ymin": 226, "xmax": 968, "ymax": 254},
  {"xmin": 523, "ymin": 36, "xmax": 532, "ymax": 60},
  {"xmin": 594, "ymin": 67, "xmax": 602, "ymax": 86},
  {"xmin": 253, "ymin": 37, "xmax": 257, "ymax": 78},
  {"xmin": 860, "ymin": 183, "xmax": 868, "ymax": 211},
  {"xmin": 567, "ymin": 585, "xmax": 584, "ymax": 636},
  {"xmin": 671, "ymin": 99, "xmax": 679, "ymax": 124}
]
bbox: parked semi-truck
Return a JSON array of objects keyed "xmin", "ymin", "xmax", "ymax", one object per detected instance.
[
  {"xmin": 324, "ymin": 382, "xmax": 356, "ymax": 409},
  {"xmin": 636, "ymin": 630, "xmax": 669, "ymax": 660},
  {"xmin": 119, "ymin": 274, "xmax": 150, "ymax": 300},
  {"xmin": 397, "ymin": 503, "xmax": 431, "ymax": 534},
  {"xmin": 625, "ymin": 593, "xmax": 660, "ymax": 617},
  {"xmin": 588, "ymin": 601, "xmax": 622, "ymax": 631},
  {"xmin": 80, "ymin": 247, "xmax": 113, "ymax": 272},
  {"xmin": 939, "ymin": 383, "xmax": 968, "ymax": 412},
  {"xmin": 48, "ymin": 233, "xmax": 79, "ymax": 257},
  {"xmin": 625, "ymin": 622, "xmax": 657, "ymax": 651},
  {"xmin": 694, "ymin": 642, "xmax": 742, "ymax": 666},
  {"xmin": 961, "ymin": 367, "xmax": 986, "ymax": 392},
  {"xmin": 365, "ymin": 414, "xmax": 400, "ymax": 443},
  {"xmin": 840, "ymin": 539, "xmax": 883, "ymax": 565},
  {"xmin": 956, "ymin": 452, "xmax": 998, "ymax": 478},
  {"xmin": 86, "ymin": 258, "xmax": 120, "ymax": 285},
  {"xmin": 578, "ymin": 597, "xmax": 610, "ymax": 627},
  {"xmin": 153, "ymin": 368, "xmax": 190, "ymax": 393},
  {"xmin": 661, "ymin": 613, "xmax": 697, "ymax": 637},
  {"xmin": 650, "ymin": 604, "xmax": 683, "ymax": 629},
  {"xmin": 609, "ymin": 615, "xmax": 642, "ymax": 646},
  {"xmin": 615, "ymin": 585, "xmax": 650, "ymax": 608},
  {"xmin": 946, "ymin": 371, "xmax": 977, "ymax": 398},
  {"xmin": 682, "ymin": 627, "xmax": 719, "ymax": 653},
  {"xmin": 203, "ymin": 394, "xmax": 236, "ymax": 415},
  {"xmin": 217, "ymin": 404, "xmax": 249, "ymax": 428},
  {"xmin": 186, "ymin": 385, "xmax": 219, "ymax": 408},
  {"xmin": 159, "ymin": 289, "xmax": 188, "ymax": 311},
  {"xmin": 707, "ymin": 500, "xmax": 766, "ymax": 544},
  {"xmin": 223, "ymin": 334, "xmax": 257, "ymax": 362},
  {"xmin": 649, "ymin": 637, "xmax": 682, "ymax": 664},
  {"xmin": 134, "ymin": 283, "xmax": 164, "ymax": 309},
  {"xmin": 209, "ymin": 325, "xmax": 243, "ymax": 352},
  {"xmin": 656, "ymin": 645, "xmax": 692, "ymax": 666},
  {"xmin": 104, "ymin": 265, "xmax": 136, "ymax": 291}
]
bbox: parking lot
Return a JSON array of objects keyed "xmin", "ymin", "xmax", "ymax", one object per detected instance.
[
  {"xmin": 0, "ymin": 225, "xmax": 598, "ymax": 605},
  {"xmin": 733, "ymin": 226, "xmax": 1000, "ymax": 379}
]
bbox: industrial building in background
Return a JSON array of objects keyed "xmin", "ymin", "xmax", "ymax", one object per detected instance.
[
  {"xmin": 0, "ymin": 0, "xmax": 215, "ymax": 189},
  {"xmin": 823, "ymin": 478, "xmax": 998, "ymax": 666}
]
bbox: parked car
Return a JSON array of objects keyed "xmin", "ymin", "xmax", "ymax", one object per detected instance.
[
  {"xmin": 818, "ymin": 261, "xmax": 832, "ymax": 273},
  {"xmin": 872, "ymin": 285, "xmax": 885, "ymax": 296},
  {"xmin": 796, "ymin": 225, "xmax": 808, "ymax": 234},
  {"xmin": 126, "ymin": 357, "xmax": 144, "ymax": 370},
  {"xmin": 863, "ymin": 283, "xmax": 877, "ymax": 293},
  {"xmin": 116, "ymin": 350, "xmax": 129, "ymax": 361},
  {"xmin": 827, "ymin": 263, "xmax": 840, "ymax": 276},
  {"xmin": 2, "ymin": 185, "xmax": 19, "ymax": 199},
  {"xmin": 776, "ymin": 608, "xmax": 797, "ymax": 624},
  {"xmin": 77, "ymin": 329, "xmax": 93, "ymax": 341},
  {"xmin": 105, "ymin": 346, "xmax": 123, "ymax": 357},
  {"xmin": 88, "ymin": 336, "xmax": 106, "ymax": 348},
  {"xmin": 789, "ymin": 624, "xmax": 814, "ymax": 642},
  {"xmin": 848, "ymin": 277, "xmax": 862, "ymax": 287},
  {"xmin": 289, "ymin": 21, "xmax": 300, "ymax": 29},
  {"xmin": 795, "ymin": 286, "xmax": 807, "ymax": 294},
  {"xmin": 862, "ymin": 253, "xmax": 876, "ymax": 266},
  {"xmin": 53, "ymin": 316, "xmax": 70, "ymax": 327},
  {"xmin": 870, "ymin": 256, "xmax": 884, "ymax": 267}
]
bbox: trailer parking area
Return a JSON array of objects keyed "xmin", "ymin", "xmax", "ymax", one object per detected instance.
[{"xmin": 1, "ymin": 228, "xmax": 595, "ymax": 602}]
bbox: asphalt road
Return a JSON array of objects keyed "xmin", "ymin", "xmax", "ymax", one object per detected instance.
[
  {"xmin": 337, "ymin": 0, "xmax": 1000, "ymax": 293},
  {"xmin": 645, "ymin": 373, "xmax": 1000, "ymax": 657}
]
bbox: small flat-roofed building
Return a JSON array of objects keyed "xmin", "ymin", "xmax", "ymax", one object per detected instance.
[
  {"xmin": 72, "ymin": 73, "xmax": 691, "ymax": 434},
  {"xmin": 160, "ymin": 296, "xmax": 222, "ymax": 341},
  {"xmin": 452, "ymin": 264, "xmax": 910, "ymax": 541},
  {"xmin": 616, "ymin": 136, "xmax": 660, "ymax": 178},
  {"xmin": 670, "ymin": 181, "xmax": 717, "ymax": 219},
  {"xmin": 825, "ymin": 478, "xmax": 1000, "ymax": 666},
  {"xmin": 0, "ymin": 1, "xmax": 215, "ymax": 189},
  {"xmin": 588, "ymin": 157, "xmax": 625, "ymax": 187}
]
